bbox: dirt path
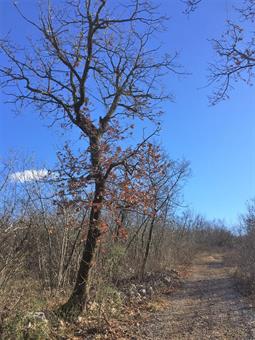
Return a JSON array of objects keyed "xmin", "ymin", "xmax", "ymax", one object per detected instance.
[{"xmin": 139, "ymin": 252, "xmax": 255, "ymax": 339}]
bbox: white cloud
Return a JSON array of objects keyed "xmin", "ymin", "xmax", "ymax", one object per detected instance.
[{"xmin": 10, "ymin": 169, "xmax": 49, "ymax": 183}]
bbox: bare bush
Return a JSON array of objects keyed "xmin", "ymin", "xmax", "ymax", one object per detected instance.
[{"xmin": 235, "ymin": 199, "xmax": 255, "ymax": 295}]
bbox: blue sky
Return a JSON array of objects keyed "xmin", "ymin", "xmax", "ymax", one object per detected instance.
[{"xmin": 0, "ymin": 0, "xmax": 255, "ymax": 226}]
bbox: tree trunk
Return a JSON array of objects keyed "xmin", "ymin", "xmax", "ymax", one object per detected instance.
[
  {"xmin": 140, "ymin": 216, "xmax": 156, "ymax": 279},
  {"xmin": 58, "ymin": 180, "xmax": 104, "ymax": 319},
  {"xmin": 115, "ymin": 207, "xmax": 126, "ymax": 241}
]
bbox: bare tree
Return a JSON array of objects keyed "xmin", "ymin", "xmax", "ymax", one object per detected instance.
[
  {"xmin": 209, "ymin": 0, "xmax": 255, "ymax": 104},
  {"xmin": 139, "ymin": 144, "xmax": 189, "ymax": 278},
  {"xmin": 0, "ymin": 0, "xmax": 177, "ymax": 318},
  {"xmin": 184, "ymin": 0, "xmax": 255, "ymax": 104}
]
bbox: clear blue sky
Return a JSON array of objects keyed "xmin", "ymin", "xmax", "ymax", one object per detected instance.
[{"xmin": 0, "ymin": 0, "xmax": 254, "ymax": 226}]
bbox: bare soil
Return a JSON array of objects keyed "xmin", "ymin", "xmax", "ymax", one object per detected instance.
[{"xmin": 138, "ymin": 252, "xmax": 255, "ymax": 339}]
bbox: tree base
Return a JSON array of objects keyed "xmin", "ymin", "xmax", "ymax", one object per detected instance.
[{"xmin": 56, "ymin": 294, "xmax": 87, "ymax": 321}]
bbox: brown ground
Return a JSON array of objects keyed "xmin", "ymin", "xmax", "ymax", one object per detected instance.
[{"xmin": 138, "ymin": 252, "xmax": 255, "ymax": 339}]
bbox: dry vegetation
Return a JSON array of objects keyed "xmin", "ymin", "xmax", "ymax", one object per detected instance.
[
  {"xmin": 0, "ymin": 157, "xmax": 236, "ymax": 339},
  {"xmin": 234, "ymin": 200, "xmax": 255, "ymax": 298}
]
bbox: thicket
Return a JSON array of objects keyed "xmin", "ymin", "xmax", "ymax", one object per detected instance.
[
  {"xmin": 0, "ymin": 158, "xmax": 234, "ymax": 338},
  {"xmin": 234, "ymin": 200, "xmax": 255, "ymax": 296}
]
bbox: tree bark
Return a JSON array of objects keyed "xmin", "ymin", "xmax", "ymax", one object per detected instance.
[
  {"xmin": 58, "ymin": 180, "xmax": 104, "ymax": 319},
  {"xmin": 140, "ymin": 215, "xmax": 156, "ymax": 279}
]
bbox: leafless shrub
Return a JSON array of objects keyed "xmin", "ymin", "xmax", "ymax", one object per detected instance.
[{"xmin": 234, "ymin": 199, "xmax": 255, "ymax": 295}]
